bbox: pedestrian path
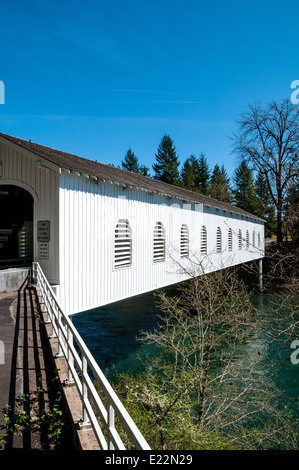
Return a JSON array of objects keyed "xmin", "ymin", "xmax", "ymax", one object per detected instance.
[
  {"xmin": 0, "ymin": 291, "xmax": 19, "ymax": 437},
  {"xmin": 0, "ymin": 284, "xmax": 75, "ymax": 450}
]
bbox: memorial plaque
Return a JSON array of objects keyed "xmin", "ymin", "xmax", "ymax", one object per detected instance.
[{"xmin": 37, "ymin": 220, "xmax": 50, "ymax": 242}]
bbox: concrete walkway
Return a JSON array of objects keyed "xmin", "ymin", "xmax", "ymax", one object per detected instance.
[
  {"xmin": 0, "ymin": 292, "xmax": 20, "ymax": 434},
  {"xmin": 0, "ymin": 286, "xmax": 76, "ymax": 450}
]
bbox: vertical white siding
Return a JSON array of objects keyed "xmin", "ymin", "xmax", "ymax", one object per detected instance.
[{"xmin": 58, "ymin": 171, "xmax": 264, "ymax": 315}]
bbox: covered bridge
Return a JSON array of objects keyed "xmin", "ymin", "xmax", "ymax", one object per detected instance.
[{"xmin": 0, "ymin": 132, "xmax": 264, "ymax": 315}]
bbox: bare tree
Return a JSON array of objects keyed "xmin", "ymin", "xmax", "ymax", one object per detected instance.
[
  {"xmin": 115, "ymin": 264, "xmax": 298, "ymax": 450},
  {"xmin": 232, "ymin": 99, "xmax": 299, "ymax": 245}
]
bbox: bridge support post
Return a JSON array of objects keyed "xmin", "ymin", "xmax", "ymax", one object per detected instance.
[{"xmin": 257, "ymin": 258, "xmax": 263, "ymax": 292}]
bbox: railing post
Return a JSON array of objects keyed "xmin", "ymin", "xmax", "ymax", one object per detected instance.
[
  {"xmin": 108, "ymin": 401, "xmax": 115, "ymax": 450},
  {"xmin": 67, "ymin": 326, "xmax": 74, "ymax": 383},
  {"xmin": 82, "ymin": 355, "xmax": 89, "ymax": 425},
  {"xmin": 56, "ymin": 308, "xmax": 63, "ymax": 357},
  {"xmin": 48, "ymin": 295, "xmax": 56, "ymax": 339}
]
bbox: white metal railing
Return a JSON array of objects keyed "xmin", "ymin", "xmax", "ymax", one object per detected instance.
[{"xmin": 31, "ymin": 262, "xmax": 151, "ymax": 450}]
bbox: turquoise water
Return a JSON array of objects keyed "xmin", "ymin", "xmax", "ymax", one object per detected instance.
[
  {"xmin": 250, "ymin": 293, "xmax": 299, "ymax": 417},
  {"xmin": 72, "ymin": 288, "xmax": 164, "ymax": 375},
  {"xmin": 72, "ymin": 288, "xmax": 299, "ymax": 418}
]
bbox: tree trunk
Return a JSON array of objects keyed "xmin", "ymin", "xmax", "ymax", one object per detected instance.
[
  {"xmin": 277, "ymin": 208, "xmax": 283, "ymax": 246},
  {"xmin": 276, "ymin": 183, "xmax": 283, "ymax": 246},
  {"xmin": 196, "ymin": 342, "xmax": 211, "ymax": 426}
]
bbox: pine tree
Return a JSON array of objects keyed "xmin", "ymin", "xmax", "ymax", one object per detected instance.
[
  {"xmin": 138, "ymin": 165, "xmax": 150, "ymax": 177},
  {"xmin": 180, "ymin": 157, "xmax": 195, "ymax": 190},
  {"xmin": 121, "ymin": 149, "xmax": 140, "ymax": 173},
  {"xmin": 153, "ymin": 134, "xmax": 180, "ymax": 185},
  {"xmin": 180, "ymin": 153, "xmax": 210, "ymax": 194},
  {"xmin": 233, "ymin": 160, "xmax": 259, "ymax": 214},
  {"xmin": 121, "ymin": 149, "xmax": 150, "ymax": 176},
  {"xmin": 195, "ymin": 153, "xmax": 210, "ymax": 195},
  {"xmin": 255, "ymin": 171, "xmax": 276, "ymax": 238},
  {"xmin": 209, "ymin": 164, "xmax": 232, "ymax": 203}
]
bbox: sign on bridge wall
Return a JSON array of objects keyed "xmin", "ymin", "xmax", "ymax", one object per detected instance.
[{"xmin": 37, "ymin": 221, "xmax": 50, "ymax": 260}]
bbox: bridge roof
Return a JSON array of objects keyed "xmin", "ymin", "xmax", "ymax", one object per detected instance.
[{"xmin": 0, "ymin": 132, "xmax": 263, "ymax": 222}]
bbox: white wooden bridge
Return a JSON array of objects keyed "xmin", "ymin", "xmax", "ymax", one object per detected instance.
[
  {"xmin": 0, "ymin": 132, "xmax": 264, "ymax": 449},
  {"xmin": 0, "ymin": 132, "xmax": 264, "ymax": 315}
]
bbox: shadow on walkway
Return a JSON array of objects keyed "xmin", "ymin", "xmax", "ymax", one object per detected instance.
[{"xmin": 1, "ymin": 280, "xmax": 76, "ymax": 450}]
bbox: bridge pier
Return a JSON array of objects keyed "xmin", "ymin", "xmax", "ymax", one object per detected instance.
[{"xmin": 257, "ymin": 258, "xmax": 263, "ymax": 292}]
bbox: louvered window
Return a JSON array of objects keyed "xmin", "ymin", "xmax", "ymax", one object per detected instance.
[
  {"xmin": 200, "ymin": 225, "xmax": 207, "ymax": 254},
  {"xmin": 180, "ymin": 224, "xmax": 189, "ymax": 258},
  {"xmin": 246, "ymin": 230, "xmax": 249, "ymax": 250},
  {"xmin": 153, "ymin": 222, "xmax": 165, "ymax": 262},
  {"xmin": 252, "ymin": 231, "xmax": 255, "ymax": 248},
  {"xmin": 228, "ymin": 228, "xmax": 233, "ymax": 251},
  {"xmin": 258, "ymin": 232, "xmax": 261, "ymax": 248},
  {"xmin": 114, "ymin": 219, "xmax": 132, "ymax": 268},
  {"xmin": 216, "ymin": 227, "xmax": 222, "ymax": 253},
  {"xmin": 238, "ymin": 229, "xmax": 242, "ymax": 250}
]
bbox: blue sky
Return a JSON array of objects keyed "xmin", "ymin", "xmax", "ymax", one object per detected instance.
[{"xmin": 0, "ymin": 0, "xmax": 298, "ymax": 178}]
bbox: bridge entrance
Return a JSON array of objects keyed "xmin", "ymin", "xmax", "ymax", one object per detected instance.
[{"xmin": 0, "ymin": 185, "xmax": 34, "ymax": 269}]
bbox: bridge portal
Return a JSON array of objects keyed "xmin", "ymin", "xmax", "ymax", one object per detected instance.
[{"xmin": 0, "ymin": 185, "xmax": 33, "ymax": 269}]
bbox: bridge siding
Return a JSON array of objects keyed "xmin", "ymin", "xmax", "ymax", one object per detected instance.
[{"xmin": 57, "ymin": 170, "xmax": 264, "ymax": 315}]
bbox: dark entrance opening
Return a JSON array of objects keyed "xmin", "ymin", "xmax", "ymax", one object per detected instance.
[{"xmin": 0, "ymin": 185, "xmax": 34, "ymax": 269}]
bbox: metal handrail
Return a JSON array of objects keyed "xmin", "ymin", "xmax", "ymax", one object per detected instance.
[{"xmin": 32, "ymin": 262, "xmax": 150, "ymax": 450}]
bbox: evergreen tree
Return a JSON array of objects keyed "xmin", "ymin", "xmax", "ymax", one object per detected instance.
[
  {"xmin": 121, "ymin": 149, "xmax": 150, "ymax": 176},
  {"xmin": 180, "ymin": 157, "xmax": 195, "ymax": 190},
  {"xmin": 121, "ymin": 148, "xmax": 140, "ymax": 173},
  {"xmin": 209, "ymin": 164, "xmax": 232, "ymax": 203},
  {"xmin": 255, "ymin": 171, "xmax": 276, "ymax": 238},
  {"xmin": 180, "ymin": 153, "xmax": 210, "ymax": 194},
  {"xmin": 153, "ymin": 134, "xmax": 180, "ymax": 185},
  {"xmin": 195, "ymin": 153, "xmax": 210, "ymax": 195},
  {"xmin": 233, "ymin": 159, "xmax": 259, "ymax": 214},
  {"xmin": 138, "ymin": 165, "xmax": 150, "ymax": 177}
]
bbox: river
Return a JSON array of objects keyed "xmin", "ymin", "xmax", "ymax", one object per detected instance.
[{"xmin": 72, "ymin": 286, "xmax": 299, "ymax": 420}]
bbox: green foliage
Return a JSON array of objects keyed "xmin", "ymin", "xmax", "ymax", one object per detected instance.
[
  {"xmin": 113, "ymin": 269, "xmax": 298, "ymax": 450},
  {"xmin": 0, "ymin": 388, "xmax": 65, "ymax": 450},
  {"xmin": 233, "ymin": 159, "xmax": 259, "ymax": 214},
  {"xmin": 121, "ymin": 148, "xmax": 150, "ymax": 176},
  {"xmin": 153, "ymin": 134, "xmax": 180, "ymax": 185},
  {"xmin": 180, "ymin": 153, "xmax": 210, "ymax": 194},
  {"xmin": 115, "ymin": 360, "xmax": 292, "ymax": 450},
  {"xmin": 196, "ymin": 153, "xmax": 210, "ymax": 195},
  {"xmin": 255, "ymin": 171, "xmax": 276, "ymax": 237},
  {"xmin": 209, "ymin": 164, "xmax": 232, "ymax": 202},
  {"xmin": 180, "ymin": 157, "xmax": 196, "ymax": 190},
  {"xmin": 115, "ymin": 369, "xmax": 247, "ymax": 450},
  {"xmin": 118, "ymin": 130, "xmax": 292, "ymax": 241}
]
